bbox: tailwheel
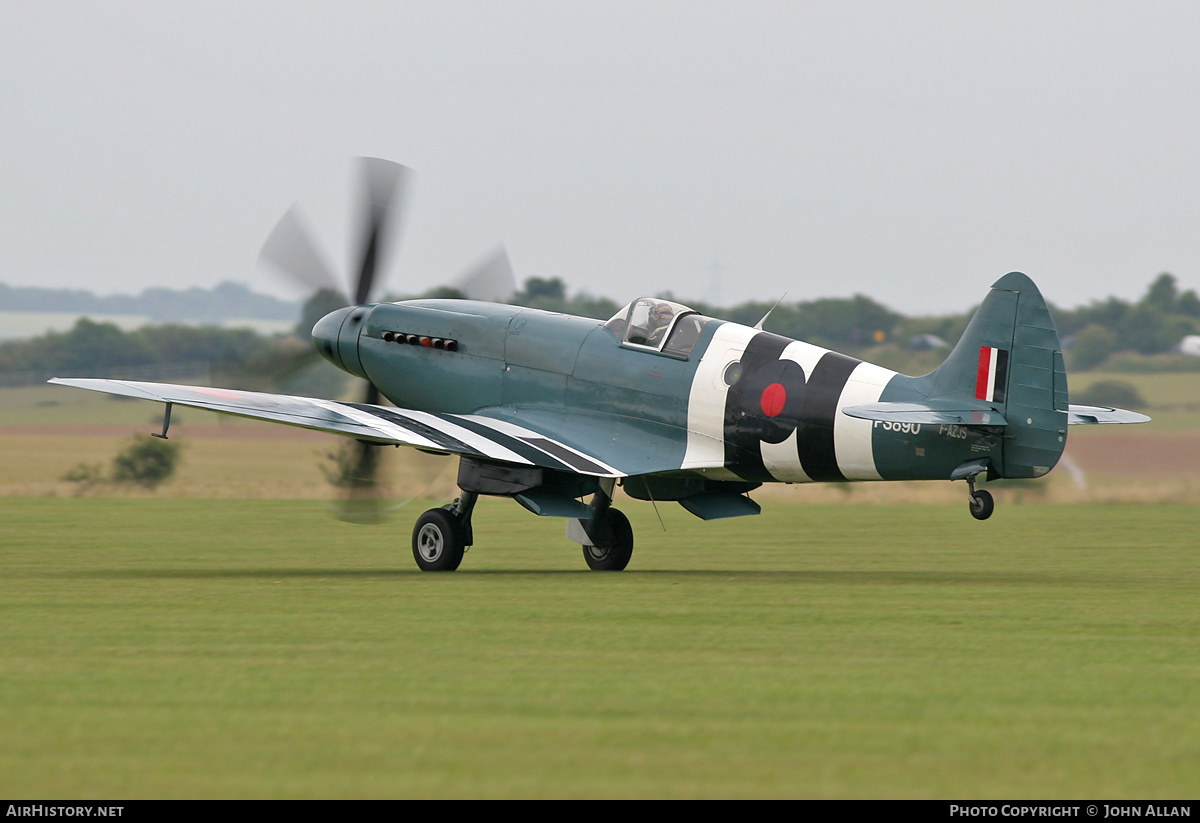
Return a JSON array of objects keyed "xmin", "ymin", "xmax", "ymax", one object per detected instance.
[
  {"xmin": 412, "ymin": 508, "xmax": 467, "ymax": 571},
  {"xmin": 582, "ymin": 508, "xmax": 634, "ymax": 571},
  {"xmin": 968, "ymin": 489, "xmax": 995, "ymax": 521}
]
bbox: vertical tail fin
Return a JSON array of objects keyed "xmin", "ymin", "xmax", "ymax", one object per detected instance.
[{"xmin": 927, "ymin": 272, "xmax": 1068, "ymax": 478}]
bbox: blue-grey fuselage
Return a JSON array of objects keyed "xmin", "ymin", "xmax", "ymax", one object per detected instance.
[{"xmin": 312, "ymin": 272, "xmax": 1070, "ymax": 488}]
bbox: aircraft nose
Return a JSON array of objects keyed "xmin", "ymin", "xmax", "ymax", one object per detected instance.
[
  {"xmin": 311, "ymin": 306, "xmax": 370, "ymax": 378},
  {"xmin": 312, "ymin": 307, "xmax": 352, "ymax": 370}
]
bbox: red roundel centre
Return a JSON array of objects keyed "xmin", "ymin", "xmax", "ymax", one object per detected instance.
[{"xmin": 760, "ymin": 382, "xmax": 787, "ymax": 417}]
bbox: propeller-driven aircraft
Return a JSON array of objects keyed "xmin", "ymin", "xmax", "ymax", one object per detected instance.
[{"xmin": 51, "ymin": 159, "xmax": 1150, "ymax": 572}]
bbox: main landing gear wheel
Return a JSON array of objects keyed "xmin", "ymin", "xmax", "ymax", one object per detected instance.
[
  {"xmin": 412, "ymin": 508, "xmax": 466, "ymax": 571},
  {"xmin": 969, "ymin": 489, "xmax": 995, "ymax": 521},
  {"xmin": 582, "ymin": 508, "xmax": 634, "ymax": 571}
]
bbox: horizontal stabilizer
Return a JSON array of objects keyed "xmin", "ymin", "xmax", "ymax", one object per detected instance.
[
  {"xmin": 1066, "ymin": 405, "xmax": 1152, "ymax": 425},
  {"xmin": 842, "ymin": 401, "xmax": 1007, "ymax": 426}
]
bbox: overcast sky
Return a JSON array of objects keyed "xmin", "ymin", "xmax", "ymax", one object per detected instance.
[{"xmin": 2, "ymin": 0, "xmax": 1198, "ymax": 316}]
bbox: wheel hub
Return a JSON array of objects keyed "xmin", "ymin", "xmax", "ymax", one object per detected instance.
[{"xmin": 417, "ymin": 524, "xmax": 444, "ymax": 561}]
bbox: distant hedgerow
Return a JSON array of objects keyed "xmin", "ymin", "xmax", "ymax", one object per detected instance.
[{"xmin": 110, "ymin": 435, "xmax": 183, "ymax": 489}]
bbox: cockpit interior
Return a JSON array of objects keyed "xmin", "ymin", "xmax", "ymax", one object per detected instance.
[{"xmin": 604, "ymin": 298, "xmax": 712, "ymax": 356}]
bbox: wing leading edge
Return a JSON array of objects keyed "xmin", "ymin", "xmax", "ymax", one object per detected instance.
[{"xmin": 49, "ymin": 378, "xmax": 623, "ymax": 478}]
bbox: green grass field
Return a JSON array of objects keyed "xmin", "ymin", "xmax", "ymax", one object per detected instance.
[{"xmin": 2, "ymin": 498, "xmax": 1197, "ymax": 798}]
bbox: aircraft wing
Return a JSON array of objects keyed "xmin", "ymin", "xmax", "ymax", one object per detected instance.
[{"xmin": 49, "ymin": 378, "xmax": 625, "ymax": 478}]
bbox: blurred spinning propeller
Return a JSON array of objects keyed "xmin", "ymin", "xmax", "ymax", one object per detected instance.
[{"xmin": 256, "ymin": 158, "xmax": 516, "ymax": 521}]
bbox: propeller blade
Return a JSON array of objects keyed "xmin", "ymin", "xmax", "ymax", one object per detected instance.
[
  {"xmin": 326, "ymin": 444, "xmax": 456, "ymax": 525},
  {"xmin": 451, "ymin": 245, "xmax": 517, "ymax": 302},
  {"xmin": 324, "ymin": 438, "xmax": 388, "ymax": 524},
  {"xmin": 349, "ymin": 439, "xmax": 381, "ymax": 489},
  {"xmin": 330, "ymin": 383, "xmax": 408, "ymax": 524},
  {"xmin": 353, "ymin": 158, "xmax": 411, "ymax": 306},
  {"xmin": 258, "ymin": 206, "xmax": 344, "ymax": 298},
  {"xmin": 330, "ymin": 378, "xmax": 385, "ymax": 520},
  {"xmin": 210, "ymin": 336, "xmax": 325, "ymax": 392}
]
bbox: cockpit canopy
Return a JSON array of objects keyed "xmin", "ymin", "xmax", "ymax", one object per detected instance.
[{"xmin": 604, "ymin": 298, "xmax": 711, "ymax": 356}]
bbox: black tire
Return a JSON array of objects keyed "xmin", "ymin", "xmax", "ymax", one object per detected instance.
[
  {"xmin": 969, "ymin": 489, "xmax": 995, "ymax": 521},
  {"xmin": 582, "ymin": 508, "xmax": 634, "ymax": 571},
  {"xmin": 412, "ymin": 508, "xmax": 466, "ymax": 571}
]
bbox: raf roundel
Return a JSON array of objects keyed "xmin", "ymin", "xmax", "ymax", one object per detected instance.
[{"xmin": 760, "ymin": 382, "xmax": 787, "ymax": 418}]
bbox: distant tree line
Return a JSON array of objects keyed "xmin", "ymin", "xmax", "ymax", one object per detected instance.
[
  {"xmin": 1050, "ymin": 273, "xmax": 1200, "ymax": 369},
  {"xmin": 0, "ymin": 318, "xmax": 273, "ymax": 375},
  {"xmin": 0, "ymin": 280, "xmax": 298, "ymax": 323},
  {"xmin": 3, "ymin": 273, "xmax": 1197, "ymax": 380}
]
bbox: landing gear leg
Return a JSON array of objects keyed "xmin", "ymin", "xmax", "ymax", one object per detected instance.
[
  {"xmin": 412, "ymin": 490, "xmax": 476, "ymax": 572},
  {"xmin": 577, "ymin": 481, "xmax": 634, "ymax": 571},
  {"xmin": 966, "ymin": 476, "xmax": 994, "ymax": 521}
]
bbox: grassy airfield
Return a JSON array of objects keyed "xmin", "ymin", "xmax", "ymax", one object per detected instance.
[
  {"xmin": 1, "ymin": 498, "xmax": 1197, "ymax": 798},
  {"xmin": 2, "ymin": 377, "xmax": 1198, "ymax": 797}
]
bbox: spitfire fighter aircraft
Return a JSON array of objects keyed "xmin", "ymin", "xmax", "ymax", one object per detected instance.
[{"xmin": 52, "ymin": 159, "xmax": 1149, "ymax": 572}]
